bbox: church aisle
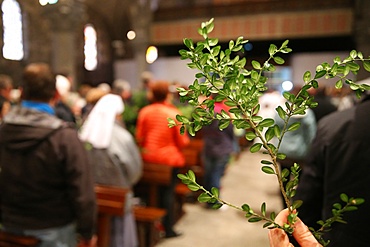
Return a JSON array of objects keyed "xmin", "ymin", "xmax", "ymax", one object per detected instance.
[{"xmin": 156, "ymin": 150, "xmax": 283, "ymax": 247}]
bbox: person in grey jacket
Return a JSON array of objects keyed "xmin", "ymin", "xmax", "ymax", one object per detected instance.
[
  {"xmin": 80, "ymin": 93, "xmax": 142, "ymax": 247},
  {"xmin": 0, "ymin": 63, "xmax": 97, "ymax": 247},
  {"xmin": 274, "ymin": 106, "xmax": 316, "ymax": 208}
]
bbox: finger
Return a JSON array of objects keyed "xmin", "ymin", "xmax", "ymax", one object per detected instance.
[
  {"xmin": 268, "ymin": 228, "xmax": 291, "ymax": 247},
  {"xmin": 274, "ymin": 208, "xmax": 290, "ymax": 225},
  {"xmin": 292, "ymin": 217, "xmax": 321, "ymax": 246}
]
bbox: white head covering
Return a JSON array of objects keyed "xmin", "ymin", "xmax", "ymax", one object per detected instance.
[
  {"xmin": 79, "ymin": 94, "xmax": 124, "ymax": 148},
  {"xmin": 56, "ymin": 75, "xmax": 71, "ymax": 97}
]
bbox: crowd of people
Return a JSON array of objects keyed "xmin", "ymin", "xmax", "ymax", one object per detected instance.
[
  {"xmin": 0, "ymin": 62, "xmax": 368, "ymax": 247},
  {"xmin": 0, "ymin": 64, "xmax": 194, "ymax": 247}
]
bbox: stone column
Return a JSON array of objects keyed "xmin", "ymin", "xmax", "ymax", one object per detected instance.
[
  {"xmin": 41, "ymin": 0, "xmax": 86, "ymax": 89},
  {"xmin": 128, "ymin": 0, "xmax": 153, "ymax": 88}
]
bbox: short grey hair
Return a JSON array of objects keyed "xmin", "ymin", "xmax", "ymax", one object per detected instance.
[{"xmin": 112, "ymin": 79, "xmax": 131, "ymax": 95}]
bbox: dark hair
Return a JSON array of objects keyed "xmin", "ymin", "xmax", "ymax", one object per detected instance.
[
  {"xmin": 0, "ymin": 75, "xmax": 13, "ymax": 90},
  {"xmin": 22, "ymin": 63, "xmax": 56, "ymax": 101},
  {"xmin": 150, "ymin": 80, "xmax": 169, "ymax": 103}
]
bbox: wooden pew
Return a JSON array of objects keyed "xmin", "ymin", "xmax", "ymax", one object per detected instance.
[
  {"xmin": 0, "ymin": 185, "xmax": 127, "ymax": 247},
  {"xmin": 138, "ymin": 163, "xmax": 173, "ymax": 207},
  {"xmin": 134, "ymin": 206, "xmax": 166, "ymax": 247},
  {"xmin": 0, "ymin": 232, "xmax": 40, "ymax": 247},
  {"xmin": 181, "ymin": 138, "xmax": 204, "ymax": 183},
  {"xmin": 88, "ymin": 185, "xmax": 168, "ymax": 247},
  {"xmin": 95, "ymin": 185, "xmax": 128, "ymax": 247}
]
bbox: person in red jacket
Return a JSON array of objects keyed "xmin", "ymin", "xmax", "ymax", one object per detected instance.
[{"xmin": 136, "ymin": 80, "xmax": 189, "ymax": 238}]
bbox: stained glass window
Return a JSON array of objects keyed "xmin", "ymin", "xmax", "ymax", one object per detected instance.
[
  {"xmin": 84, "ymin": 24, "xmax": 97, "ymax": 71},
  {"xmin": 2, "ymin": 0, "xmax": 24, "ymax": 60}
]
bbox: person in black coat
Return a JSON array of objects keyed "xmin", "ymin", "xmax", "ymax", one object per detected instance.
[{"xmin": 295, "ymin": 94, "xmax": 370, "ymax": 247}]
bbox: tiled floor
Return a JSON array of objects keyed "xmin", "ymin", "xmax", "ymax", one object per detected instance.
[{"xmin": 156, "ymin": 150, "xmax": 283, "ymax": 247}]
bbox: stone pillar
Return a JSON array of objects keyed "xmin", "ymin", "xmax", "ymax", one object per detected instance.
[
  {"xmin": 354, "ymin": 0, "xmax": 370, "ymax": 80},
  {"xmin": 41, "ymin": 0, "xmax": 86, "ymax": 89},
  {"xmin": 128, "ymin": 0, "xmax": 153, "ymax": 88}
]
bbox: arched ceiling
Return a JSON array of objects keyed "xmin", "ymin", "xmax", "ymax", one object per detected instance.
[{"xmin": 83, "ymin": 0, "xmax": 131, "ymax": 41}]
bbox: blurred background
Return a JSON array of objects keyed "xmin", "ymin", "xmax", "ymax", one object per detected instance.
[{"xmin": 0, "ymin": 0, "xmax": 369, "ymax": 92}]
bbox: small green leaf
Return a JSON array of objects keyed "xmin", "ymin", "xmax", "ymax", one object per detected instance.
[
  {"xmin": 218, "ymin": 119, "xmax": 230, "ymax": 130},
  {"xmin": 259, "ymin": 118, "xmax": 275, "ymax": 127},
  {"xmin": 292, "ymin": 200, "xmax": 303, "ymax": 209},
  {"xmin": 245, "ymin": 131, "xmax": 257, "ymax": 141},
  {"xmin": 287, "ymin": 122, "xmax": 301, "ymax": 131},
  {"xmin": 263, "ymin": 222, "xmax": 273, "ymax": 228},
  {"xmin": 224, "ymin": 100, "xmax": 237, "ymax": 107},
  {"xmin": 276, "ymin": 106, "xmax": 286, "ymax": 119},
  {"xmin": 184, "ymin": 38, "xmax": 193, "ymax": 49},
  {"xmin": 261, "ymin": 202, "xmax": 266, "ymax": 216},
  {"xmin": 252, "ymin": 60, "xmax": 261, "ymax": 69},
  {"xmin": 212, "ymin": 203, "xmax": 222, "ymax": 209},
  {"xmin": 352, "ymin": 198, "xmax": 365, "ymax": 205},
  {"xmin": 187, "ymin": 170, "xmax": 196, "ymax": 181},
  {"xmin": 277, "ymin": 153, "xmax": 286, "ymax": 160},
  {"xmin": 242, "ymin": 204, "xmax": 250, "ymax": 212},
  {"xmin": 167, "ymin": 118, "xmax": 176, "ymax": 127},
  {"xmin": 347, "ymin": 61, "xmax": 360, "ymax": 72},
  {"xmin": 281, "ymin": 40, "xmax": 289, "ymax": 48},
  {"xmin": 274, "ymin": 125, "xmax": 281, "ymax": 138},
  {"xmin": 281, "ymin": 168, "xmax": 290, "ymax": 178},
  {"xmin": 340, "ymin": 193, "xmax": 349, "ymax": 203},
  {"xmin": 363, "ymin": 61, "xmax": 370, "ymax": 72},
  {"xmin": 188, "ymin": 184, "xmax": 200, "ymax": 191},
  {"xmin": 270, "ymin": 211, "xmax": 276, "ymax": 221},
  {"xmin": 265, "ymin": 127, "xmax": 275, "ymax": 142},
  {"xmin": 177, "ymin": 174, "xmax": 187, "ymax": 180},
  {"xmin": 180, "ymin": 125, "xmax": 185, "ymax": 135},
  {"xmin": 269, "ymin": 44, "xmax": 277, "ymax": 55},
  {"xmin": 273, "ymin": 56, "xmax": 285, "ymax": 65},
  {"xmin": 303, "ymin": 71, "xmax": 311, "ymax": 83},
  {"xmin": 350, "ymin": 50, "xmax": 357, "ymax": 58},
  {"xmin": 198, "ymin": 192, "xmax": 212, "ymax": 202},
  {"xmin": 261, "ymin": 160, "xmax": 273, "ymax": 165},
  {"xmin": 176, "ymin": 115, "xmax": 184, "ymax": 122},
  {"xmin": 314, "ymin": 70, "xmax": 327, "ymax": 79},
  {"xmin": 344, "ymin": 206, "xmax": 358, "ymax": 212},
  {"xmin": 335, "ymin": 79, "xmax": 343, "ymax": 89},
  {"xmin": 208, "ymin": 38, "xmax": 218, "ymax": 46},
  {"xmin": 250, "ymin": 143, "xmax": 262, "ymax": 153},
  {"xmin": 248, "ymin": 217, "xmax": 262, "ymax": 223},
  {"xmin": 211, "ymin": 187, "xmax": 219, "ymax": 198},
  {"xmin": 262, "ymin": 166, "xmax": 275, "ymax": 174}
]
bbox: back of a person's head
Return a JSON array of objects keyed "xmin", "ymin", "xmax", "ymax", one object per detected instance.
[
  {"xmin": 112, "ymin": 79, "xmax": 131, "ymax": 95},
  {"xmin": 0, "ymin": 74, "xmax": 13, "ymax": 90},
  {"xmin": 150, "ymin": 80, "xmax": 169, "ymax": 103},
  {"xmin": 22, "ymin": 63, "xmax": 56, "ymax": 102},
  {"xmin": 85, "ymin": 87, "xmax": 108, "ymax": 105}
]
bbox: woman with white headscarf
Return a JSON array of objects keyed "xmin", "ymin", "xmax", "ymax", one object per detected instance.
[{"xmin": 79, "ymin": 94, "xmax": 142, "ymax": 247}]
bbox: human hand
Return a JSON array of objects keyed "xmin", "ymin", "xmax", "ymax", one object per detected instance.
[
  {"xmin": 77, "ymin": 235, "xmax": 97, "ymax": 247},
  {"xmin": 268, "ymin": 208, "xmax": 322, "ymax": 247}
]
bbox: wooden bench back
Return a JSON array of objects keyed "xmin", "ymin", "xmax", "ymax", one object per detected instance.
[
  {"xmin": 0, "ymin": 231, "xmax": 40, "ymax": 247},
  {"xmin": 95, "ymin": 185, "xmax": 129, "ymax": 216},
  {"xmin": 140, "ymin": 163, "xmax": 173, "ymax": 186},
  {"xmin": 95, "ymin": 185, "xmax": 130, "ymax": 247},
  {"xmin": 182, "ymin": 139, "xmax": 204, "ymax": 167}
]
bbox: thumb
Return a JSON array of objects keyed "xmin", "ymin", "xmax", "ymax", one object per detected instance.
[{"xmin": 292, "ymin": 217, "xmax": 321, "ymax": 246}]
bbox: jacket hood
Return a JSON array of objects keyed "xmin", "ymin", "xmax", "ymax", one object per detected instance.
[{"xmin": 0, "ymin": 106, "xmax": 64, "ymax": 151}]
